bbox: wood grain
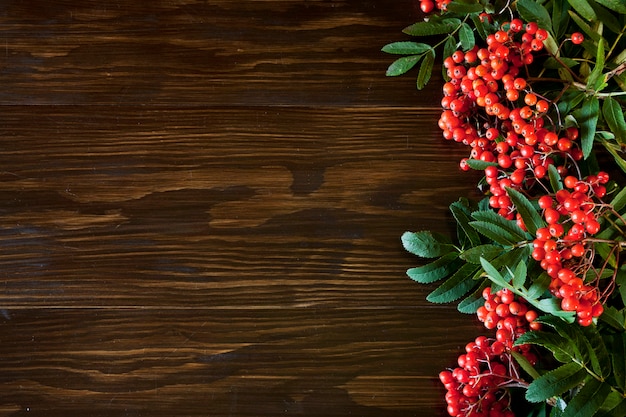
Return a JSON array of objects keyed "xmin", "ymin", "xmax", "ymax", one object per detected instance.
[{"xmin": 0, "ymin": 1, "xmax": 484, "ymax": 416}]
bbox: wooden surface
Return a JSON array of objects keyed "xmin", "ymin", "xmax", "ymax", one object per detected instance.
[{"xmin": 0, "ymin": 1, "xmax": 484, "ymax": 416}]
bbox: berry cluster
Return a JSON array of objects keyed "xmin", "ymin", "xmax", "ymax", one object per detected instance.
[
  {"xmin": 440, "ymin": 287, "xmax": 537, "ymax": 417},
  {"xmin": 437, "ymin": 20, "xmax": 586, "ymax": 220},
  {"xmin": 439, "ymin": 335, "xmax": 520, "ymax": 417},
  {"xmin": 532, "ymin": 172, "xmax": 609, "ymax": 325}
]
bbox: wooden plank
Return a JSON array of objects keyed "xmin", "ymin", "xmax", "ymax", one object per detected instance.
[
  {"xmin": 0, "ymin": 0, "xmax": 440, "ymax": 107},
  {"xmin": 0, "ymin": 106, "xmax": 477, "ymax": 308},
  {"xmin": 0, "ymin": 308, "xmax": 480, "ymax": 415}
]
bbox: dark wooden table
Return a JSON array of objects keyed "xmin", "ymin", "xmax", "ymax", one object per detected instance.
[{"xmin": 0, "ymin": 1, "xmax": 484, "ymax": 416}]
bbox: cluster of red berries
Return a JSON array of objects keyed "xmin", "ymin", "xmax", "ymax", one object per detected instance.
[
  {"xmin": 439, "ymin": 287, "xmax": 537, "ymax": 417},
  {"xmin": 476, "ymin": 287, "xmax": 540, "ymax": 353},
  {"xmin": 531, "ymin": 172, "xmax": 609, "ymax": 325},
  {"xmin": 439, "ymin": 335, "xmax": 519, "ymax": 417},
  {"xmin": 438, "ymin": 20, "xmax": 586, "ymax": 220}
]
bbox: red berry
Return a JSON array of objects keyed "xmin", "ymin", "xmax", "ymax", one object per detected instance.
[{"xmin": 571, "ymin": 32, "xmax": 584, "ymax": 45}]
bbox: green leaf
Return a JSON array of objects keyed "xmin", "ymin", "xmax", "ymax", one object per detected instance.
[
  {"xmin": 381, "ymin": 42, "xmax": 432, "ymax": 55},
  {"xmin": 511, "ymin": 350, "xmax": 541, "ymax": 379},
  {"xmin": 515, "ymin": 330, "xmax": 576, "ymax": 363},
  {"xmin": 511, "ymin": 260, "xmax": 527, "ymax": 290},
  {"xmin": 610, "ymin": 185, "xmax": 626, "ymax": 213},
  {"xmin": 417, "ymin": 48, "xmax": 435, "ymax": 90},
  {"xmin": 567, "ymin": 0, "xmax": 596, "ymax": 21},
  {"xmin": 517, "ymin": 0, "xmax": 553, "ymax": 31},
  {"xmin": 536, "ymin": 298, "xmax": 577, "ymax": 320},
  {"xmin": 603, "ymin": 97, "xmax": 626, "ymax": 145},
  {"xmin": 480, "ymin": 257, "xmax": 510, "ymax": 288},
  {"xmin": 595, "ymin": 0, "xmax": 626, "ymax": 13},
  {"xmin": 386, "ymin": 55, "xmax": 423, "ymax": 77},
  {"xmin": 401, "ymin": 231, "xmax": 455, "ymax": 258},
  {"xmin": 548, "ymin": 164, "xmax": 564, "ymax": 192},
  {"xmin": 587, "ymin": 38, "xmax": 606, "ymax": 91},
  {"xmin": 506, "ymin": 187, "xmax": 545, "ymax": 236},
  {"xmin": 552, "ymin": 0, "xmax": 570, "ymax": 39},
  {"xmin": 470, "ymin": 221, "xmax": 520, "ymax": 246},
  {"xmin": 406, "ymin": 252, "xmax": 462, "ymax": 284},
  {"xmin": 471, "ymin": 210, "xmax": 527, "ymax": 241},
  {"xmin": 458, "ymin": 23, "xmax": 475, "ymax": 51},
  {"xmin": 611, "ymin": 333, "xmax": 626, "ymax": 391},
  {"xmin": 465, "ymin": 158, "xmax": 498, "ymax": 170},
  {"xmin": 526, "ymin": 272, "xmax": 551, "ymax": 299},
  {"xmin": 580, "ymin": 324, "xmax": 611, "ymax": 378},
  {"xmin": 426, "ymin": 263, "xmax": 481, "ymax": 303},
  {"xmin": 403, "ymin": 18, "xmax": 462, "ymax": 36},
  {"xmin": 470, "ymin": 13, "xmax": 488, "ymax": 40},
  {"xmin": 457, "ymin": 281, "xmax": 490, "ymax": 313},
  {"xmin": 544, "ymin": 57, "xmax": 579, "ymax": 69},
  {"xmin": 600, "ymin": 305, "xmax": 626, "ymax": 330},
  {"xmin": 562, "ymin": 377, "xmax": 611, "ymax": 417},
  {"xmin": 460, "ymin": 244, "xmax": 504, "ymax": 264},
  {"xmin": 575, "ymin": 96, "xmax": 600, "ymax": 159},
  {"xmin": 450, "ymin": 199, "xmax": 481, "ymax": 248},
  {"xmin": 525, "ymin": 362, "xmax": 587, "ymax": 403},
  {"xmin": 445, "ymin": 1, "xmax": 484, "ymax": 14},
  {"xmin": 599, "ymin": 138, "xmax": 626, "ymax": 173}
]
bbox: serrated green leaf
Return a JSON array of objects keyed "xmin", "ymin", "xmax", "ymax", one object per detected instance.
[
  {"xmin": 562, "ymin": 377, "xmax": 611, "ymax": 417},
  {"xmin": 401, "ymin": 231, "xmax": 455, "ymax": 258},
  {"xmin": 525, "ymin": 362, "xmax": 586, "ymax": 403},
  {"xmin": 603, "ymin": 97, "xmax": 626, "ymax": 145},
  {"xmin": 506, "ymin": 187, "xmax": 545, "ymax": 236},
  {"xmin": 567, "ymin": 0, "xmax": 596, "ymax": 21},
  {"xmin": 512, "ymin": 260, "xmax": 527, "ymax": 290},
  {"xmin": 381, "ymin": 42, "xmax": 432, "ymax": 55},
  {"xmin": 406, "ymin": 252, "xmax": 461, "ymax": 284},
  {"xmin": 580, "ymin": 324, "xmax": 611, "ymax": 378},
  {"xmin": 450, "ymin": 200, "xmax": 482, "ymax": 248},
  {"xmin": 386, "ymin": 55, "xmax": 423, "ymax": 77},
  {"xmin": 403, "ymin": 18, "xmax": 462, "ymax": 36},
  {"xmin": 515, "ymin": 330, "xmax": 576, "ymax": 362},
  {"xmin": 480, "ymin": 257, "xmax": 510, "ymax": 288},
  {"xmin": 575, "ymin": 96, "xmax": 600, "ymax": 159},
  {"xmin": 445, "ymin": 1, "xmax": 484, "ymax": 14},
  {"xmin": 417, "ymin": 48, "xmax": 435, "ymax": 90},
  {"xmin": 426, "ymin": 263, "xmax": 481, "ymax": 303},
  {"xmin": 458, "ymin": 23, "xmax": 475, "ymax": 51},
  {"xmin": 460, "ymin": 244, "xmax": 504, "ymax": 264},
  {"xmin": 517, "ymin": 0, "xmax": 553, "ymax": 32},
  {"xmin": 548, "ymin": 164, "xmax": 564, "ymax": 193},
  {"xmin": 457, "ymin": 280, "xmax": 490, "ymax": 314},
  {"xmin": 471, "ymin": 210, "xmax": 527, "ymax": 241},
  {"xmin": 470, "ymin": 221, "xmax": 520, "ymax": 246},
  {"xmin": 595, "ymin": 0, "xmax": 626, "ymax": 13}
]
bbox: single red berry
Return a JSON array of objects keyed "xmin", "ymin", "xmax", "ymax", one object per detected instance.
[{"xmin": 571, "ymin": 32, "xmax": 584, "ymax": 45}]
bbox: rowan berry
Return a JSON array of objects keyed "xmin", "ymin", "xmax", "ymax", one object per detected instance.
[{"xmin": 571, "ymin": 32, "xmax": 584, "ymax": 45}]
